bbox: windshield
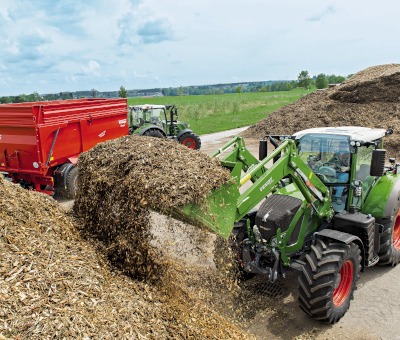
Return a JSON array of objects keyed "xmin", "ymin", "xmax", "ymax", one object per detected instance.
[
  {"xmin": 298, "ymin": 134, "xmax": 350, "ymax": 177},
  {"xmin": 129, "ymin": 107, "xmax": 165, "ymax": 127}
]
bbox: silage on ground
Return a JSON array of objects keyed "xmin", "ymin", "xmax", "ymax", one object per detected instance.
[
  {"xmin": 0, "ymin": 171, "xmax": 251, "ymax": 338},
  {"xmin": 73, "ymin": 134, "xmax": 260, "ymax": 334}
]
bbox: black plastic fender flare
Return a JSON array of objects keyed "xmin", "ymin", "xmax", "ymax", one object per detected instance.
[
  {"xmin": 315, "ymin": 229, "xmax": 365, "ymax": 270},
  {"xmin": 176, "ymin": 128, "xmax": 194, "ymax": 140},
  {"xmin": 138, "ymin": 125, "xmax": 167, "ymax": 137}
]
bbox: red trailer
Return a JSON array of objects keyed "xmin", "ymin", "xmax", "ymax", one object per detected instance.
[{"xmin": 0, "ymin": 98, "xmax": 128, "ymax": 196}]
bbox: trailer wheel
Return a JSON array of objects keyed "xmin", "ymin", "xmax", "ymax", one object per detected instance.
[
  {"xmin": 378, "ymin": 198, "xmax": 400, "ymax": 265},
  {"xmin": 178, "ymin": 132, "xmax": 201, "ymax": 150},
  {"xmin": 66, "ymin": 166, "xmax": 79, "ymax": 198},
  {"xmin": 143, "ymin": 129, "xmax": 164, "ymax": 138},
  {"xmin": 298, "ymin": 239, "xmax": 361, "ymax": 324}
]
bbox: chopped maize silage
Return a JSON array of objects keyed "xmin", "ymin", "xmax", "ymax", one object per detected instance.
[
  {"xmin": 0, "ymin": 173, "xmax": 251, "ymax": 339},
  {"xmin": 73, "ymin": 135, "xmax": 231, "ymax": 280}
]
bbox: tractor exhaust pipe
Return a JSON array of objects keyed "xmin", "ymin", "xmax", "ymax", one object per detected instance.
[{"xmin": 259, "ymin": 140, "xmax": 268, "ymax": 160}]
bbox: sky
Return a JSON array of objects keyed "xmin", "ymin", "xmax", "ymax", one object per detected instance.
[{"xmin": 0, "ymin": 0, "xmax": 399, "ymax": 96}]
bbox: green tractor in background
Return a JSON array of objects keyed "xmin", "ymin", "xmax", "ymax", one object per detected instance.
[{"xmin": 128, "ymin": 104, "xmax": 201, "ymax": 150}]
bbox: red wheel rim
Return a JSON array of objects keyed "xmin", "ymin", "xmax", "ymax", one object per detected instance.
[
  {"xmin": 393, "ymin": 209, "xmax": 400, "ymax": 250},
  {"xmin": 181, "ymin": 138, "xmax": 196, "ymax": 149},
  {"xmin": 333, "ymin": 260, "xmax": 354, "ymax": 307}
]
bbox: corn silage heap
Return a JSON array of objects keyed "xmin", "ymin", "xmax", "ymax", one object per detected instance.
[
  {"xmin": 243, "ymin": 63, "xmax": 400, "ymax": 157},
  {"xmin": 0, "ymin": 141, "xmax": 250, "ymax": 338}
]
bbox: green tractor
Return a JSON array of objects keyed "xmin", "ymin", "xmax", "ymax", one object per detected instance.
[
  {"xmin": 128, "ymin": 104, "xmax": 201, "ymax": 150},
  {"xmin": 172, "ymin": 126, "xmax": 400, "ymax": 323}
]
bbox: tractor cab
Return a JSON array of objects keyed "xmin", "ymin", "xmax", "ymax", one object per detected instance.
[
  {"xmin": 293, "ymin": 126, "xmax": 388, "ymax": 212},
  {"xmin": 128, "ymin": 104, "xmax": 167, "ymax": 133}
]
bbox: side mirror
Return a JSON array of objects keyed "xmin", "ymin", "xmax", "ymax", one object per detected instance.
[
  {"xmin": 386, "ymin": 128, "xmax": 394, "ymax": 136},
  {"xmin": 370, "ymin": 149, "xmax": 386, "ymax": 176}
]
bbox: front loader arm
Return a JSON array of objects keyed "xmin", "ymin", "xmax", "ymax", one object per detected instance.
[
  {"xmin": 173, "ymin": 137, "xmax": 333, "ymax": 240},
  {"xmin": 221, "ymin": 138, "xmax": 333, "ymax": 221},
  {"xmin": 213, "ymin": 136, "xmax": 266, "ymax": 182}
]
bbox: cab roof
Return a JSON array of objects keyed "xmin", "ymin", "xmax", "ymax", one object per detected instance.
[{"xmin": 293, "ymin": 126, "xmax": 387, "ymax": 143}]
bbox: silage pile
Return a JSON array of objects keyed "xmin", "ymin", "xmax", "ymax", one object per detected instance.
[
  {"xmin": 0, "ymin": 174, "xmax": 250, "ymax": 338},
  {"xmin": 243, "ymin": 64, "xmax": 400, "ymax": 157},
  {"xmin": 73, "ymin": 135, "xmax": 232, "ymax": 280}
]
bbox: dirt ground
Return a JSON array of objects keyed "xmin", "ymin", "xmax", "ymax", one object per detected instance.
[{"xmin": 58, "ymin": 129, "xmax": 399, "ymax": 340}]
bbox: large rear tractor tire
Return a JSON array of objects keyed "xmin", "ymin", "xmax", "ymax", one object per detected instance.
[
  {"xmin": 378, "ymin": 197, "xmax": 400, "ymax": 266},
  {"xmin": 178, "ymin": 132, "xmax": 201, "ymax": 150},
  {"xmin": 298, "ymin": 239, "xmax": 361, "ymax": 324},
  {"xmin": 143, "ymin": 129, "xmax": 165, "ymax": 138},
  {"xmin": 66, "ymin": 166, "xmax": 79, "ymax": 199}
]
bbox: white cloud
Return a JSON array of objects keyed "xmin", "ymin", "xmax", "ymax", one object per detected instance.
[
  {"xmin": 81, "ymin": 60, "xmax": 101, "ymax": 76},
  {"xmin": 137, "ymin": 18, "xmax": 173, "ymax": 44}
]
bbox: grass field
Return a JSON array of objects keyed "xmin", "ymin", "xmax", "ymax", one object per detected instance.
[{"xmin": 128, "ymin": 88, "xmax": 312, "ymax": 135}]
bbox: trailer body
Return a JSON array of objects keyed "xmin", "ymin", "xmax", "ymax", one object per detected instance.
[{"xmin": 0, "ymin": 98, "xmax": 128, "ymax": 194}]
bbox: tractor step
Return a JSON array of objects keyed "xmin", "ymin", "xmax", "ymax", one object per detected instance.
[{"xmin": 368, "ymin": 254, "xmax": 380, "ymax": 267}]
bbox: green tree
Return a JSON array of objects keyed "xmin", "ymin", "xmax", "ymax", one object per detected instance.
[
  {"xmin": 297, "ymin": 70, "xmax": 312, "ymax": 89},
  {"xmin": 235, "ymin": 86, "xmax": 242, "ymax": 93},
  {"xmin": 315, "ymin": 73, "xmax": 328, "ymax": 89},
  {"xmin": 327, "ymin": 74, "xmax": 346, "ymax": 85},
  {"xmin": 91, "ymin": 88, "xmax": 99, "ymax": 98},
  {"xmin": 0, "ymin": 96, "xmax": 11, "ymax": 103},
  {"xmin": 177, "ymin": 86, "xmax": 187, "ymax": 96},
  {"xmin": 118, "ymin": 86, "xmax": 127, "ymax": 98}
]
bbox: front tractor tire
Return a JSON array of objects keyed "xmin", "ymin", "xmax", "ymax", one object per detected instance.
[
  {"xmin": 298, "ymin": 239, "xmax": 361, "ymax": 324},
  {"xmin": 378, "ymin": 198, "xmax": 400, "ymax": 266},
  {"xmin": 178, "ymin": 132, "xmax": 201, "ymax": 150}
]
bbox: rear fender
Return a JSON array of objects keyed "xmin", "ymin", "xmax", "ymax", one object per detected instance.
[
  {"xmin": 315, "ymin": 228, "xmax": 365, "ymax": 270},
  {"xmin": 68, "ymin": 156, "xmax": 79, "ymax": 165},
  {"xmin": 362, "ymin": 174, "xmax": 400, "ymax": 219}
]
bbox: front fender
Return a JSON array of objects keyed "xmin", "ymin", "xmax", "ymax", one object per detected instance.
[
  {"xmin": 134, "ymin": 125, "xmax": 167, "ymax": 137},
  {"xmin": 176, "ymin": 128, "xmax": 193, "ymax": 139},
  {"xmin": 315, "ymin": 228, "xmax": 365, "ymax": 270},
  {"xmin": 362, "ymin": 173, "xmax": 400, "ymax": 219}
]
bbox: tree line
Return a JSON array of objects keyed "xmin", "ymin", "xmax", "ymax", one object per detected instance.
[
  {"xmin": 297, "ymin": 71, "xmax": 348, "ymax": 90},
  {"xmin": 0, "ymin": 71, "xmax": 349, "ymax": 104}
]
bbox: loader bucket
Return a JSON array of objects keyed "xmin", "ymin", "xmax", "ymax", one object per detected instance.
[{"xmin": 171, "ymin": 163, "xmax": 242, "ymax": 239}]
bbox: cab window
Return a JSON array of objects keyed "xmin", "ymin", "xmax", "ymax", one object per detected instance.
[{"xmin": 355, "ymin": 145, "xmax": 374, "ymax": 182}]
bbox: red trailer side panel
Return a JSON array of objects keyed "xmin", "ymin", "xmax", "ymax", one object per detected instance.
[{"xmin": 0, "ymin": 98, "xmax": 128, "ymax": 181}]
